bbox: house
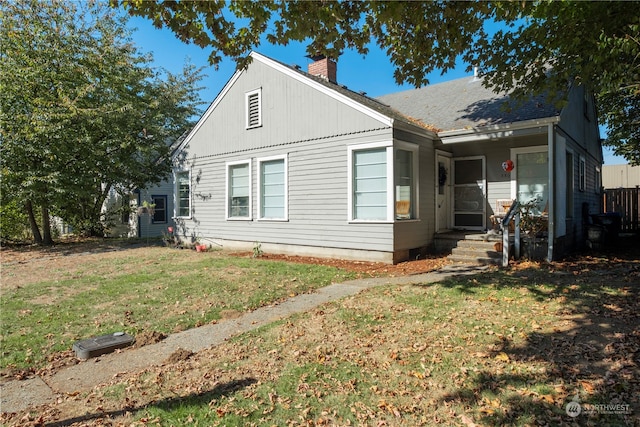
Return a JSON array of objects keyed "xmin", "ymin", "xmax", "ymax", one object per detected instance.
[
  {"xmin": 170, "ymin": 51, "xmax": 602, "ymax": 263},
  {"xmin": 602, "ymin": 164, "xmax": 640, "ymax": 189},
  {"xmin": 103, "ymin": 182, "xmax": 175, "ymax": 240}
]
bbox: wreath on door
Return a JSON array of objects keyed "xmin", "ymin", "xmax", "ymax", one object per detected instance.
[{"xmin": 438, "ymin": 165, "xmax": 448, "ymax": 186}]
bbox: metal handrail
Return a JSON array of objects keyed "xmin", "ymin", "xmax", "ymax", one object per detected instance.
[{"xmin": 500, "ymin": 201, "xmax": 521, "ymax": 267}]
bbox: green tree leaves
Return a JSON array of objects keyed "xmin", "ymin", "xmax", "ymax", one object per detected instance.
[
  {"xmin": 116, "ymin": 0, "xmax": 640, "ymax": 164},
  {"xmin": 0, "ymin": 0, "xmax": 205, "ymax": 242}
]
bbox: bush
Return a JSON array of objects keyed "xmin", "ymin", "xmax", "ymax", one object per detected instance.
[{"xmin": 0, "ymin": 199, "xmax": 30, "ymax": 243}]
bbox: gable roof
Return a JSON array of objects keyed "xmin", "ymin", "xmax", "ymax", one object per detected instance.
[
  {"xmin": 175, "ymin": 51, "xmax": 439, "ymax": 154},
  {"xmin": 265, "ymin": 54, "xmax": 439, "ymax": 133},
  {"xmin": 176, "ymin": 52, "xmax": 562, "ymax": 154},
  {"xmin": 376, "ymin": 76, "xmax": 560, "ymax": 132},
  {"xmin": 253, "ymin": 52, "xmax": 441, "ymax": 134}
]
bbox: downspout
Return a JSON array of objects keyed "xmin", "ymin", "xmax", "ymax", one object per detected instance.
[{"xmin": 547, "ymin": 124, "xmax": 555, "ymax": 261}]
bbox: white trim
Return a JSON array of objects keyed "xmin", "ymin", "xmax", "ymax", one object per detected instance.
[
  {"xmin": 347, "ymin": 141, "xmax": 393, "ymax": 223},
  {"xmin": 173, "ymin": 169, "xmax": 192, "ymax": 219},
  {"xmin": 439, "ymin": 116, "xmax": 560, "ymax": 144},
  {"xmin": 245, "ymin": 88, "xmax": 262, "ymax": 129},
  {"xmin": 257, "ymin": 154, "xmax": 288, "ymax": 221},
  {"xmin": 435, "ymin": 150, "xmax": 453, "ymax": 232},
  {"xmin": 394, "ymin": 141, "xmax": 420, "ymax": 220},
  {"xmin": 225, "ymin": 159, "xmax": 253, "ymax": 221},
  {"xmin": 174, "ymin": 68, "xmax": 245, "ymax": 154},
  {"xmin": 251, "ymin": 52, "xmax": 394, "ymax": 127},
  {"xmin": 509, "ymin": 145, "xmax": 548, "ymax": 199}
]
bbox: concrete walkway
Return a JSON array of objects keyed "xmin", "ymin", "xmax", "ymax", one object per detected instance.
[{"xmin": 0, "ymin": 264, "xmax": 487, "ymax": 414}]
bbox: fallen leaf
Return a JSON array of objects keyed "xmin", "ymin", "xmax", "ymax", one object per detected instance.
[
  {"xmin": 460, "ymin": 414, "xmax": 478, "ymax": 427},
  {"xmin": 495, "ymin": 352, "xmax": 510, "ymax": 362}
]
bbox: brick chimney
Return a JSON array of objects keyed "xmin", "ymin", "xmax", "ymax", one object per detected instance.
[{"xmin": 307, "ymin": 55, "xmax": 337, "ymax": 83}]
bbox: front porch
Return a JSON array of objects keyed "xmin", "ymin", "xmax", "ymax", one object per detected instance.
[{"xmin": 434, "ymin": 230, "xmax": 548, "ymax": 266}]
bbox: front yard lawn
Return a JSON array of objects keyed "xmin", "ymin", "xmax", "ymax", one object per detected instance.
[{"xmin": 1, "ymin": 239, "xmax": 638, "ymax": 426}]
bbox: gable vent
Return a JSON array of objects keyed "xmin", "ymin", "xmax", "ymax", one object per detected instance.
[{"xmin": 246, "ymin": 89, "xmax": 262, "ymax": 129}]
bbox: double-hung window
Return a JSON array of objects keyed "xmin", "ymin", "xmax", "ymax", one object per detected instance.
[
  {"xmin": 245, "ymin": 89, "xmax": 262, "ymax": 129},
  {"xmin": 348, "ymin": 142, "xmax": 418, "ymax": 222},
  {"xmin": 227, "ymin": 160, "xmax": 251, "ymax": 219},
  {"xmin": 175, "ymin": 171, "xmax": 191, "ymax": 218},
  {"xmin": 579, "ymin": 156, "xmax": 586, "ymax": 191},
  {"xmin": 258, "ymin": 155, "xmax": 287, "ymax": 220}
]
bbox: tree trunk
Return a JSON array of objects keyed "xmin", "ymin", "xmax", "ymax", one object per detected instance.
[
  {"xmin": 25, "ymin": 200, "xmax": 43, "ymax": 244},
  {"xmin": 41, "ymin": 203, "xmax": 54, "ymax": 245}
]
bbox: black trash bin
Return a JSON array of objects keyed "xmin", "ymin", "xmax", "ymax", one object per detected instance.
[{"xmin": 591, "ymin": 213, "xmax": 622, "ymax": 244}]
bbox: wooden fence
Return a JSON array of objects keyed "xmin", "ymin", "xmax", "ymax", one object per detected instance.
[{"xmin": 603, "ymin": 187, "xmax": 640, "ymax": 232}]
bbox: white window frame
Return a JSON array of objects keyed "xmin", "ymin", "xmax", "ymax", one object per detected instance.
[
  {"xmin": 510, "ymin": 145, "xmax": 548, "ymax": 199},
  {"xmin": 394, "ymin": 142, "xmax": 420, "ymax": 220},
  {"xmin": 174, "ymin": 170, "xmax": 192, "ymax": 219},
  {"xmin": 226, "ymin": 160, "xmax": 252, "ymax": 220},
  {"xmin": 245, "ymin": 88, "xmax": 262, "ymax": 129},
  {"xmin": 347, "ymin": 141, "xmax": 394, "ymax": 223},
  {"xmin": 257, "ymin": 154, "xmax": 288, "ymax": 221},
  {"xmin": 579, "ymin": 156, "xmax": 586, "ymax": 192}
]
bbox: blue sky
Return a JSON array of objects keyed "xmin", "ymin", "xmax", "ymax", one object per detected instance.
[{"xmin": 127, "ymin": 16, "xmax": 627, "ymax": 165}]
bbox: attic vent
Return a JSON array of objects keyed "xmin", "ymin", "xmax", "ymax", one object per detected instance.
[{"xmin": 246, "ymin": 89, "xmax": 262, "ymax": 129}]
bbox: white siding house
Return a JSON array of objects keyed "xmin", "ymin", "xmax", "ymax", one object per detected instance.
[{"xmin": 170, "ymin": 52, "xmax": 603, "ymax": 262}]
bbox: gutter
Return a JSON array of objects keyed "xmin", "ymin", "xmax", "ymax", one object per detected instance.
[{"xmin": 438, "ymin": 116, "xmax": 561, "ymax": 144}]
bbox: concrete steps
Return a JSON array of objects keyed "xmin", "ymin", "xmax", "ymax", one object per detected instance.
[
  {"xmin": 448, "ymin": 239, "xmax": 503, "ymax": 265},
  {"xmin": 434, "ymin": 231, "xmax": 507, "ymax": 266}
]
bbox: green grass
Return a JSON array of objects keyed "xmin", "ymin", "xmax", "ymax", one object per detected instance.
[
  {"xmin": 0, "ymin": 246, "xmax": 356, "ymax": 370},
  {"xmin": 2, "ymin": 242, "xmax": 638, "ymax": 427},
  {"xmin": 126, "ymin": 264, "xmax": 638, "ymax": 426}
]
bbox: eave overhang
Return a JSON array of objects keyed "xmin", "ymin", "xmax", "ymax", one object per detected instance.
[{"xmin": 438, "ymin": 116, "xmax": 560, "ymax": 144}]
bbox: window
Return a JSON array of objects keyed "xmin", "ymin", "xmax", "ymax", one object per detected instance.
[
  {"xmin": 246, "ymin": 89, "xmax": 262, "ymax": 129},
  {"xmin": 352, "ymin": 147, "xmax": 388, "ymax": 221},
  {"xmin": 258, "ymin": 155, "xmax": 287, "ymax": 220},
  {"xmin": 579, "ymin": 156, "xmax": 586, "ymax": 191},
  {"xmin": 121, "ymin": 195, "xmax": 131, "ymax": 224},
  {"xmin": 512, "ymin": 147, "xmax": 548, "ymax": 214},
  {"xmin": 395, "ymin": 149, "xmax": 415, "ymax": 219},
  {"xmin": 151, "ymin": 195, "xmax": 167, "ymax": 224},
  {"xmin": 227, "ymin": 161, "xmax": 251, "ymax": 219},
  {"xmin": 175, "ymin": 171, "xmax": 191, "ymax": 218},
  {"xmin": 348, "ymin": 142, "xmax": 418, "ymax": 222}
]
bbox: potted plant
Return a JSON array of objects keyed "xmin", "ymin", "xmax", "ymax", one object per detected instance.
[
  {"xmin": 194, "ymin": 236, "xmax": 207, "ymax": 252},
  {"xmin": 519, "ymin": 198, "xmax": 548, "ymax": 260}
]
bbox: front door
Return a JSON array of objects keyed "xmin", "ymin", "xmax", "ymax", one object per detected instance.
[
  {"xmin": 453, "ymin": 157, "xmax": 486, "ymax": 230},
  {"xmin": 436, "ymin": 153, "xmax": 451, "ymax": 232}
]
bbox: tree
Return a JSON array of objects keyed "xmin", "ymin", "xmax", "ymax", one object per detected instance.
[
  {"xmin": 0, "ymin": 0, "xmax": 205, "ymax": 243},
  {"xmin": 114, "ymin": 0, "xmax": 640, "ymax": 164}
]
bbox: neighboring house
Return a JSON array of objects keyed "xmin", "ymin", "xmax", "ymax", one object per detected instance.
[
  {"xmin": 170, "ymin": 51, "xmax": 602, "ymax": 263},
  {"xmin": 103, "ymin": 183, "xmax": 175, "ymax": 239},
  {"xmin": 602, "ymin": 164, "xmax": 640, "ymax": 189}
]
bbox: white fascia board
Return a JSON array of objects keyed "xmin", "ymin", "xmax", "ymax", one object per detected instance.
[
  {"xmin": 438, "ymin": 116, "xmax": 560, "ymax": 144},
  {"xmin": 173, "ymin": 68, "xmax": 245, "ymax": 156},
  {"xmin": 250, "ymin": 51, "xmax": 394, "ymax": 127}
]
